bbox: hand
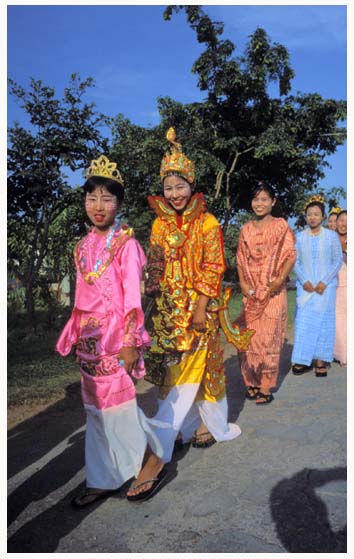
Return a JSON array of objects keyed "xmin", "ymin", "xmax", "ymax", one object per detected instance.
[
  {"xmin": 268, "ymin": 278, "xmax": 283, "ymax": 294},
  {"xmin": 119, "ymin": 346, "xmax": 139, "ymax": 374},
  {"xmin": 240, "ymin": 282, "xmax": 254, "ymax": 298},
  {"xmin": 315, "ymin": 281, "xmax": 326, "ymax": 295},
  {"xmin": 303, "ymin": 281, "xmax": 315, "ymax": 293},
  {"xmin": 191, "ymin": 307, "xmax": 207, "ymax": 332}
]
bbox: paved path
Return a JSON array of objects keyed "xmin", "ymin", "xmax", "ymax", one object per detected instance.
[{"xmin": 7, "ymin": 340, "xmax": 346, "ymax": 553}]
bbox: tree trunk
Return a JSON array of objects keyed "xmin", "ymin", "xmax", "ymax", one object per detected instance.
[{"xmin": 25, "ymin": 277, "xmax": 36, "ymax": 332}]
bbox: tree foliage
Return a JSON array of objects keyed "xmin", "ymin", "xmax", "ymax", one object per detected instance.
[
  {"xmin": 8, "ymin": 75, "xmax": 108, "ymax": 327},
  {"xmin": 8, "ymin": 8, "xmax": 347, "ymax": 322},
  {"xmin": 161, "ymin": 6, "xmax": 346, "ymax": 225}
]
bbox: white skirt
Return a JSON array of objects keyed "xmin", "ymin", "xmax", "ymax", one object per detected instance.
[{"xmin": 84, "ymin": 398, "xmax": 164, "ymax": 489}]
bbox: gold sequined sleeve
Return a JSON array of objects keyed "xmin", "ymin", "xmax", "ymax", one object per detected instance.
[{"xmin": 194, "ymin": 214, "xmax": 226, "ymax": 298}]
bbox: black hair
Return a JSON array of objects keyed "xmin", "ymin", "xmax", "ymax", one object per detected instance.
[
  {"xmin": 83, "ymin": 176, "xmax": 124, "ymax": 203},
  {"xmin": 305, "ymin": 201, "xmax": 325, "ymax": 216},
  {"xmin": 251, "ymin": 181, "xmax": 276, "ymax": 201},
  {"xmin": 337, "ymin": 209, "xmax": 347, "ymax": 219}
]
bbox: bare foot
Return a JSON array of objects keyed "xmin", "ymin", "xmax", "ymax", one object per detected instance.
[
  {"xmin": 126, "ymin": 449, "xmax": 164, "ymax": 498},
  {"xmin": 195, "ymin": 421, "xmax": 209, "ymax": 437}
]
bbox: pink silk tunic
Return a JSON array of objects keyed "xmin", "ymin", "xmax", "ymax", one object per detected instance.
[
  {"xmin": 333, "ymin": 254, "xmax": 347, "ymax": 365},
  {"xmin": 236, "ymin": 218, "xmax": 296, "ymax": 389},
  {"xmin": 56, "ymin": 228, "xmax": 151, "ymax": 409}
]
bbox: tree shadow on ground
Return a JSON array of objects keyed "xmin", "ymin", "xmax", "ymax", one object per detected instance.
[
  {"xmin": 7, "ymin": 381, "xmax": 176, "ymax": 552},
  {"xmin": 8, "ymin": 382, "xmax": 84, "ymax": 479},
  {"xmin": 7, "ymin": 481, "xmax": 130, "ymax": 553},
  {"xmin": 270, "ymin": 467, "xmax": 347, "ymax": 553}
]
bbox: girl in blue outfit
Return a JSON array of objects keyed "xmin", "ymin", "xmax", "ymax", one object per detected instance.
[{"xmin": 291, "ymin": 195, "xmax": 343, "ymax": 377}]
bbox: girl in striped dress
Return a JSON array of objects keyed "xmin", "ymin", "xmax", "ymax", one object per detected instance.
[{"xmin": 236, "ymin": 183, "xmax": 296, "ymax": 404}]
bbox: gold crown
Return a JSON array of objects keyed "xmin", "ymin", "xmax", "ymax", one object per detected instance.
[
  {"xmin": 304, "ymin": 194, "xmax": 325, "ymax": 211},
  {"xmin": 86, "ymin": 155, "xmax": 124, "ymax": 186},
  {"xmin": 160, "ymin": 127, "xmax": 195, "ymax": 184},
  {"xmin": 329, "ymin": 206, "xmax": 343, "ymax": 216}
]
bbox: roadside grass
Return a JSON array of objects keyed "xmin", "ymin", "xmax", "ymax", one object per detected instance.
[
  {"xmin": 7, "ymin": 289, "xmax": 296, "ymax": 407},
  {"xmin": 8, "ymin": 309, "xmax": 79, "ymax": 407}
]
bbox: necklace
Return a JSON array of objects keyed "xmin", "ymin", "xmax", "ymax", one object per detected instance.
[
  {"xmin": 76, "ymin": 217, "xmax": 132, "ymax": 284},
  {"xmin": 93, "ymin": 217, "xmax": 121, "ymax": 272}
]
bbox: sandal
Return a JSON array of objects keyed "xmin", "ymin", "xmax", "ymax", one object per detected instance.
[
  {"xmin": 315, "ymin": 366, "xmax": 327, "ymax": 377},
  {"xmin": 71, "ymin": 488, "xmax": 116, "ymax": 509},
  {"xmin": 292, "ymin": 364, "xmax": 312, "ymax": 375},
  {"xmin": 191, "ymin": 431, "xmax": 216, "ymax": 448},
  {"xmin": 255, "ymin": 392, "xmax": 274, "ymax": 405},
  {"xmin": 245, "ymin": 386, "xmax": 260, "ymax": 400},
  {"xmin": 173, "ymin": 437, "xmax": 190, "ymax": 452},
  {"xmin": 126, "ymin": 467, "xmax": 168, "ymax": 502}
]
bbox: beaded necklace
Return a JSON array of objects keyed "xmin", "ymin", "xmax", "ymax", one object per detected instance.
[
  {"xmin": 93, "ymin": 217, "xmax": 121, "ymax": 272},
  {"xmin": 76, "ymin": 217, "xmax": 132, "ymax": 284}
]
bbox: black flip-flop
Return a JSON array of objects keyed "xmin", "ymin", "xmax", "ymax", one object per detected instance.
[
  {"xmin": 255, "ymin": 392, "xmax": 274, "ymax": 405},
  {"xmin": 292, "ymin": 364, "xmax": 312, "ymax": 375},
  {"xmin": 71, "ymin": 489, "xmax": 116, "ymax": 509},
  {"xmin": 315, "ymin": 366, "xmax": 327, "ymax": 377},
  {"xmin": 245, "ymin": 386, "xmax": 260, "ymax": 400},
  {"xmin": 126, "ymin": 467, "xmax": 168, "ymax": 502},
  {"xmin": 191, "ymin": 431, "xmax": 216, "ymax": 448}
]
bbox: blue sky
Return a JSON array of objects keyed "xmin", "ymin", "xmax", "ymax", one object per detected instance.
[{"xmin": 7, "ymin": 3, "xmax": 347, "ymax": 201}]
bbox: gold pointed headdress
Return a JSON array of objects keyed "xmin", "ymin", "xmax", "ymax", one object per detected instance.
[
  {"xmin": 160, "ymin": 127, "xmax": 195, "ymax": 184},
  {"xmin": 86, "ymin": 155, "xmax": 124, "ymax": 186},
  {"xmin": 304, "ymin": 194, "xmax": 325, "ymax": 211},
  {"xmin": 329, "ymin": 206, "xmax": 343, "ymax": 216}
]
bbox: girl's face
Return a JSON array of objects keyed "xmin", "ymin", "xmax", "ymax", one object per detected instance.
[
  {"xmin": 163, "ymin": 175, "xmax": 192, "ymax": 212},
  {"xmin": 327, "ymin": 214, "xmax": 338, "ymax": 231},
  {"xmin": 306, "ymin": 205, "xmax": 324, "ymax": 230},
  {"xmin": 251, "ymin": 189, "xmax": 275, "ymax": 218},
  {"xmin": 85, "ymin": 185, "xmax": 120, "ymax": 232},
  {"xmin": 336, "ymin": 213, "xmax": 347, "ymax": 235}
]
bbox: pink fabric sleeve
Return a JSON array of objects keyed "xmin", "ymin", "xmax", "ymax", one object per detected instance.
[{"xmin": 55, "ymin": 308, "xmax": 81, "ymax": 356}]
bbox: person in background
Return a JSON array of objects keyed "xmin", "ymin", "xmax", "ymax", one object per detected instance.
[
  {"xmin": 291, "ymin": 195, "xmax": 343, "ymax": 377},
  {"xmin": 236, "ymin": 182, "xmax": 296, "ymax": 404},
  {"xmin": 145, "ymin": 127, "xmax": 243, "ymax": 462},
  {"xmin": 333, "ymin": 210, "xmax": 347, "ymax": 366},
  {"xmin": 56, "ymin": 155, "xmax": 166, "ymax": 507},
  {"xmin": 327, "ymin": 206, "xmax": 342, "ymax": 231}
]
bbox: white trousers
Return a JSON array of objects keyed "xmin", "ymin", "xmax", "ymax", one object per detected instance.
[{"xmin": 148, "ymin": 383, "xmax": 241, "ymax": 463}]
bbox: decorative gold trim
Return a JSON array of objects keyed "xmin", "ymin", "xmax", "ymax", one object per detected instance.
[{"xmin": 75, "ymin": 228, "xmax": 133, "ymax": 284}]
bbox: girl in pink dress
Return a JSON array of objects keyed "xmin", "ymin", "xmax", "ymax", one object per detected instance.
[
  {"xmin": 333, "ymin": 210, "xmax": 347, "ymax": 366},
  {"xmin": 56, "ymin": 156, "xmax": 166, "ymax": 507}
]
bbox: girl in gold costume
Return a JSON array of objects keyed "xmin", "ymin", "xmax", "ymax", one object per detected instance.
[{"xmin": 145, "ymin": 128, "xmax": 242, "ymax": 463}]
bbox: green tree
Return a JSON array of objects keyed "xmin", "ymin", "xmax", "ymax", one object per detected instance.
[
  {"xmin": 160, "ymin": 6, "xmax": 346, "ymax": 226},
  {"xmin": 8, "ymin": 74, "xmax": 108, "ymax": 328},
  {"xmin": 109, "ymin": 7, "xmax": 346, "ymax": 244}
]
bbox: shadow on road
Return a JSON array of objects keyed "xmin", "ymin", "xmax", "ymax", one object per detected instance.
[
  {"xmin": 270, "ymin": 467, "xmax": 347, "ymax": 553},
  {"xmin": 7, "ymin": 381, "xmax": 177, "ymax": 553},
  {"xmin": 275, "ymin": 340, "xmax": 293, "ymax": 391},
  {"xmin": 224, "ymin": 339, "xmax": 293, "ymax": 421},
  {"xmin": 8, "ymin": 382, "xmax": 85, "ymax": 479},
  {"xmin": 7, "ymin": 481, "xmax": 129, "ymax": 553}
]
